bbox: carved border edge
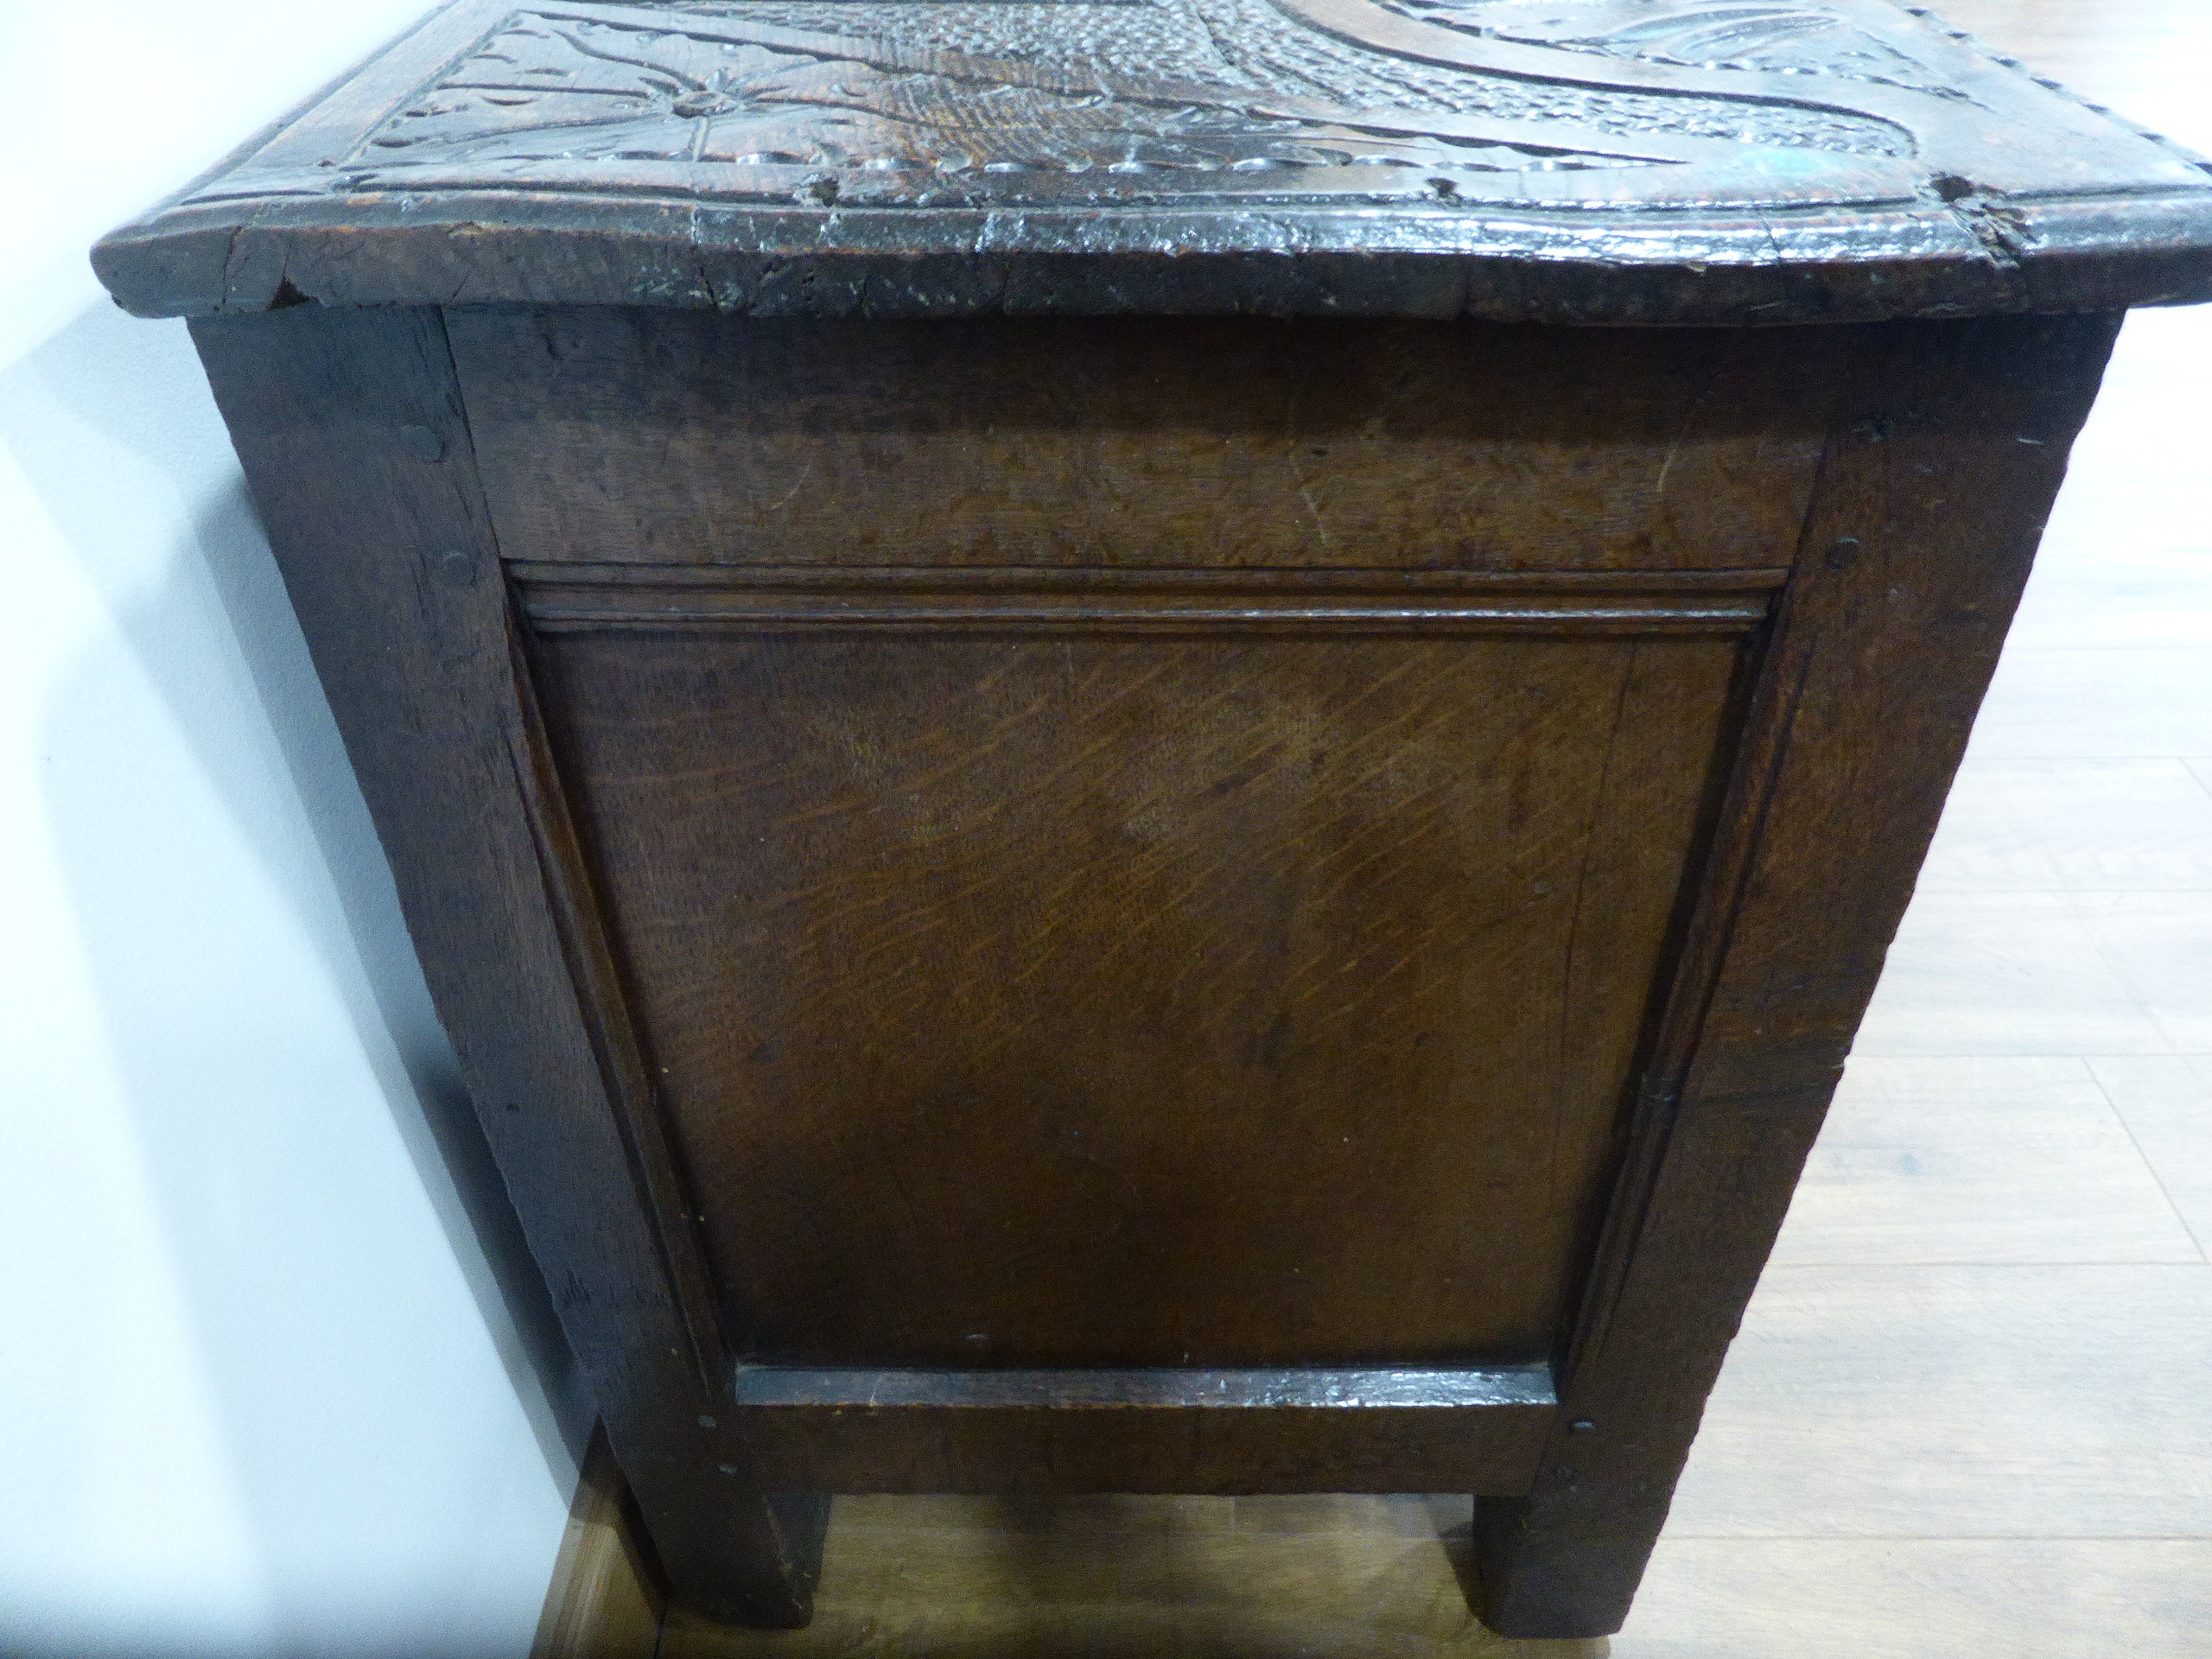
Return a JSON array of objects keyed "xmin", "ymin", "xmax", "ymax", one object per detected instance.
[{"xmin": 95, "ymin": 191, "xmax": 2212, "ymax": 323}]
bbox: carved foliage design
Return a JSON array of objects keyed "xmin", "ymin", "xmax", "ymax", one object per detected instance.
[
  {"xmin": 1390, "ymin": 0, "xmax": 1969, "ymax": 101},
  {"xmin": 360, "ymin": 12, "xmax": 1646, "ymax": 175},
  {"xmin": 342, "ymin": 0, "xmax": 1929, "ymax": 193}
]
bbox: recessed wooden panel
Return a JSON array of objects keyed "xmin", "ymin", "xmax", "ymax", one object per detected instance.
[
  {"xmin": 450, "ymin": 308, "xmax": 1846, "ymax": 571},
  {"xmin": 527, "ymin": 577, "xmax": 1761, "ymax": 1370}
]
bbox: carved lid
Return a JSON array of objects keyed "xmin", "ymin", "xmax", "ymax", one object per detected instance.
[{"xmin": 94, "ymin": 0, "xmax": 2212, "ymax": 323}]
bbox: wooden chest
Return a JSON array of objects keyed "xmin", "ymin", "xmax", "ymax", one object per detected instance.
[{"xmin": 96, "ymin": 0, "xmax": 2212, "ymax": 1637}]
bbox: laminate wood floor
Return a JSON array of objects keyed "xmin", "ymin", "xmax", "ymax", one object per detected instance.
[
  {"xmin": 652, "ymin": 3, "xmax": 2212, "ymax": 1652},
  {"xmin": 1624, "ymin": 5, "xmax": 2212, "ymax": 1649}
]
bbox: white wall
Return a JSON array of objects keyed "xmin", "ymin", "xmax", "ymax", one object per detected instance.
[{"xmin": 1, "ymin": 8, "xmax": 588, "ymax": 1656}]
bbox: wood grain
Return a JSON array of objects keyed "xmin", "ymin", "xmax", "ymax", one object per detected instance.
[
  {"xmin": 513, "ymin": 565, "xmax": 1789, "ymax": 633},
  {"xmin": 1624, "ymin": 1538, "xmax": 2212, "ymax": 1659},
  {"xmin": 1767, "ymin": 1055, "xmax": 2198, "ymax": 1266},
  {"xmin": 661, "ymin": 1492, "xmax": 1606, "ymax": 1659},
  {"xmin": 531, "ymin": 1425, "xmax": 665, "ymax": 1659},
  {"xmin": 492, "ymin": 1, "xmax": 2212, "ymax": 1645},
  {"xmin": 726, "ymin": 1365, "xmax": 1555, "ymax": 1493},
  {"xmin": 179, "ymin": 292, "xmax": 2127, "ymax": 1639},
  {"xmin": 450, "ymin": 310, "xmax": 1846, "ymax": 573},
  {"xmin": 527, "ymin": 621, "xmax": 1750, "ymax": 1371},
  {"xmin": 1664, "ymin": 1263, "xmax": 2212, "ymax": 1539},
  {"xmin": 87, "ymin": 1, "xmax": 2212, "ymax": 323},
  {"xmin": 1471, "ymin": 311, "xmax": 2120, "ymax": 1637},
  {"xmin": 185, "ymin": 302, "xmax": 828, "ymax": 1628}
]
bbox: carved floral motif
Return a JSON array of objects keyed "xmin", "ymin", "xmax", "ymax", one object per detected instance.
[
  {"xmin": 344, "ymin": 0, "xmax": 1922, "ymax": 188},
  {"xmin": 359, "ymin": 13, "xmax": 1643, "ymax": 175},
  {"xmin": 1386, "ymin": 0, "xmax": 1969, "ymax": 101}
]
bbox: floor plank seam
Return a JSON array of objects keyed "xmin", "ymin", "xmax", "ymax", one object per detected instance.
[{"xmin": 2084, "ymin": 1065, "xmax": 2212, "ymax": 1262}]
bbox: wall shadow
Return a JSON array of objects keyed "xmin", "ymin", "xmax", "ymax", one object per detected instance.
[{"xmin": 3, "ymin": 300, "xmax": 591, "ymax": 1646}]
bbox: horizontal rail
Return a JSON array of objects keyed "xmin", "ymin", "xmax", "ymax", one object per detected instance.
[
  {"xmin": 727, "ymin": 1363, "xmax": 1559, "ymax": 1493},
  {"xmin": 734, "ymin": 1363, "xmax": 1556, "ymax": 1410},
  {"xmin": 513, "ymin": 564, "xmax": 1786, "ymax": 636}
]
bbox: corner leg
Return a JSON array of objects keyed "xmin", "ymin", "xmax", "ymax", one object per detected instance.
[
  {"xmin": 1468, "ymin": 1087, "xmax": 1838, "ymax": 1638},
  {"xmin": 621, "ymin": 1447, "xmax": 829, "ymax": 1629},
  {"xmin": 1471, "ymin": 1491, "xmax": 1648, "ymax": 1640}
]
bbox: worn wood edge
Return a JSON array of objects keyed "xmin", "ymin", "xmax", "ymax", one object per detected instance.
[
  {"xmin": 1461, "ymin": 581, "xmax": 1813, "ymax": 1639},
  {"xmin": 512, "ymin": 565, "xmax": 1792, "ymax": 591},
  {"xmin": 84, "ymin": 0, "xmax": 505, "ymax": 319},
  {"xmin": 1676, "ymin": 311, "xmax": 2124, "ymax": 1103},
  {"xmin": 1468, "ymin": 311, "xmax": 2125, "ymax": 1640},
  {"xmin": 734, "ymin": 1363, "xmax": 1556, "ymax": 1410},
  {"xmin": 498, "ymin": 518, "xmax": 836, "ymax": 1631},
  {"xmin": 515, "ymin": 563, "xmax": 1786, "ymax": 633},
  {"xmin": 181, "ymin": 301, "xmax": 823, "ymax": 1630},
  {"xmin": 1463, "ymin": 320, "xmax": 1895, "ymax": 1637},
  {"xmin": 1907, "ymin": 0, "xmax": 2212, "ymax": 177},
  {"xmin": 731, "ymin": 1367, "xmax": 1559, "ymax": 1498},
  {"xmin": 735, "ymin": 1408, "xmax": 1557, "ymax": 1495},
  {"xmin": 1471, "ymin": 1081, "xmax": 1838, "ymax": 1636},
  {"xmin": 532, "ymin": 1423, "xmax": 669, "ymax": 1659},
  {"xmin": 93, "ymin": 188, "xmax": 2212, "ymax": 324},
  {"xmin": 500, "ymin": 609, "xmax": 734, "ymax": 1395},
  {"xmin": 84, "ymin": 0, "xmax": 2212, "ymax": 321}
]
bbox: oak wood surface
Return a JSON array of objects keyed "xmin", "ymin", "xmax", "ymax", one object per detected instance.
[
  {"xmin": 183, "ymin": 301, "xmax": 828, "ymax": 1629},
  {"xmin": 177, "ymin": 299, "xmax": 2118, "ymax": 1640},
  {"xmin": 531, "ymin": 1424, "xmax": 666, "ymax": 1659},
  {"xmin": 503, "ymin": 3, "xmax": 2212, "ymax": 1652},
  {"xmin": 661, "ymin": 1491, "xmax": 1598, "ymax": 1659},
  {"xmin": 173, "ymin": 295, "xmax": 2121, "ymax": 1643},
  {"xmin": 448, "ymin": 310, "xmax": 1843, "ymax": 572},
  {"xmin": 125, "ymin": 1, "xmax": 2164, "ymax": 1612},
  {"xmin": 728, "ymin": 1367, "xmax": 1556, "ymax": 1495},
  {"xmin": 1469, "ymin": 310, "xmax": 2120, "ymax": 1637},
  {"xmin": 87, "ymin": 0, "xmax": 2212, "ymax": 323},
  {"xmin": 527, "ymin": 614, "xmax": 1751, "ymax": 1373}
]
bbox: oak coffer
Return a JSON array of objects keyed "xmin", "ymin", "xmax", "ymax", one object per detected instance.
[{"xmin": 95, "ymin": 0, "xmax": 2212, "ymax": 1637}]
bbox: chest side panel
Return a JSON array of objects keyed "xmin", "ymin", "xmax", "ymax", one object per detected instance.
[
  {"xmin": 448, "ymin": 308, "xmax": 1841, "ymax": 570},
  {"xmin": 524, "ymin": 593, "xmax": 1761, "ymax": 1368}
]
